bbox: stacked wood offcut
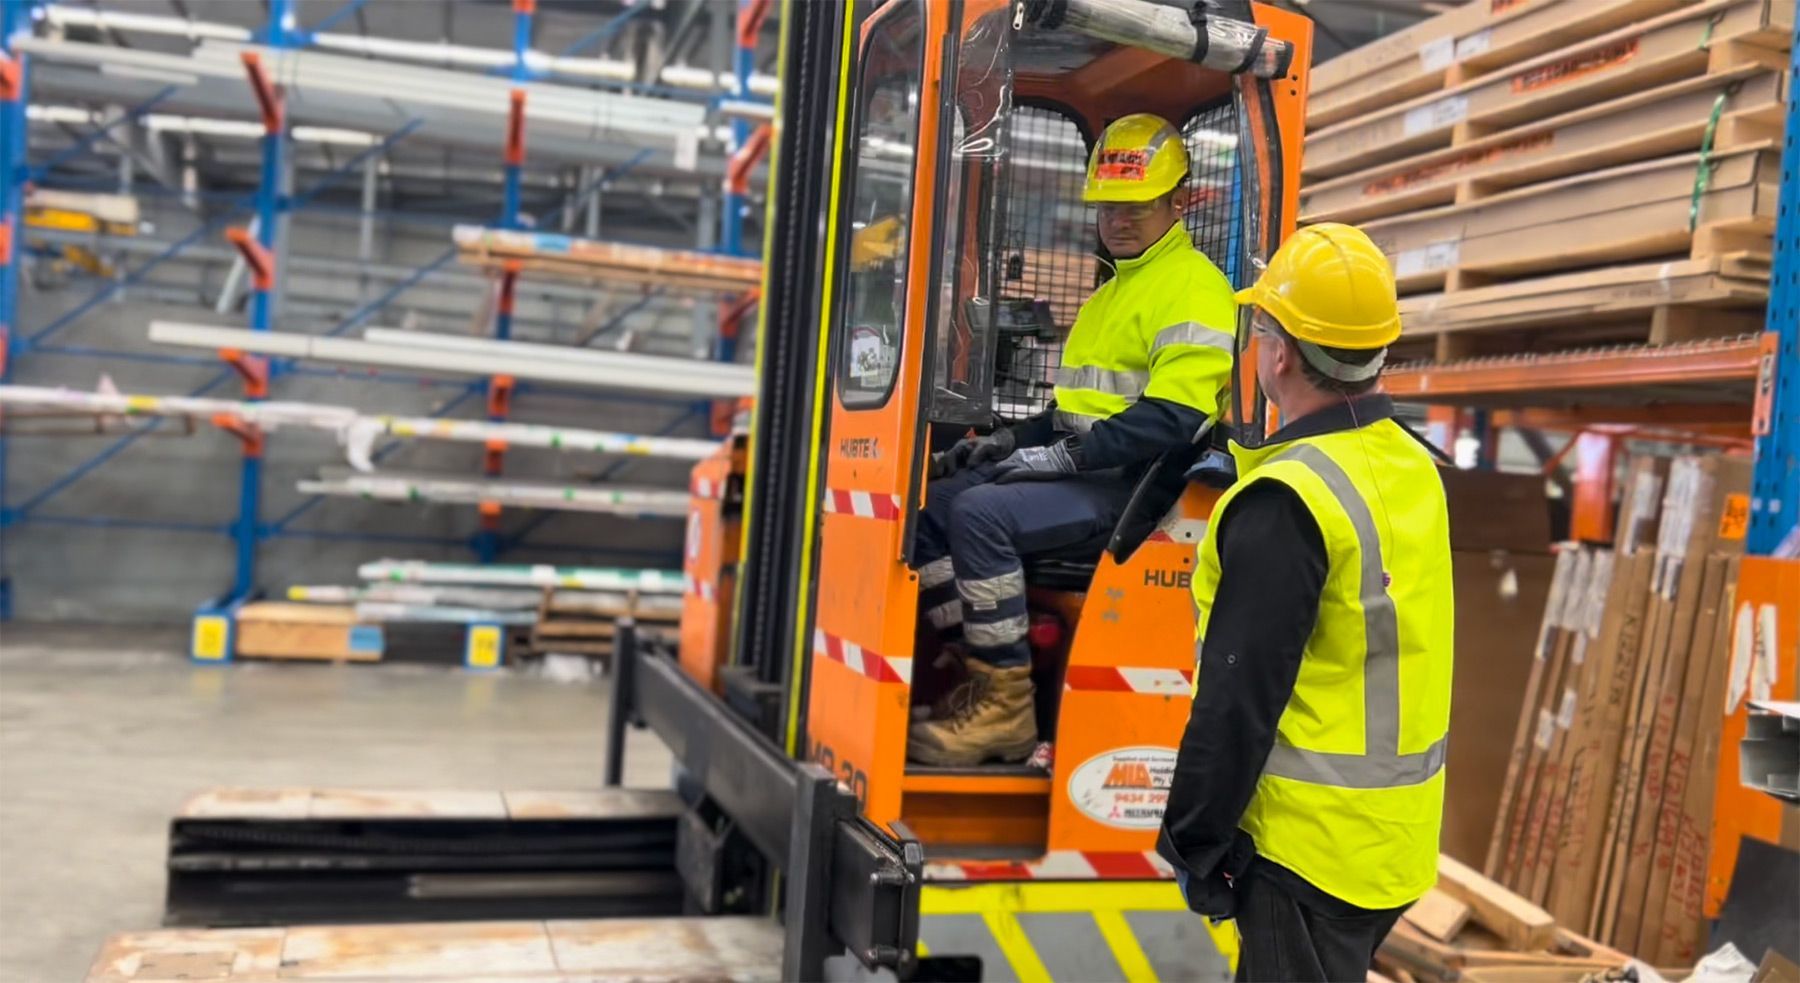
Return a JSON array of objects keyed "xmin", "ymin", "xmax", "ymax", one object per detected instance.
[
  {"xmin": 1375, "ymin": 855, "xmax": 1637, "ymax": 983},
  {"xmin": 1481, "ymin": 453, "xmax": 1753, "ymax": 965},
  {"xmin": 1303, "ymin": 0, "xmax": 1792, "ymax": 365},
  {"xmin": 452, "ymin": 225, "xmax": 762, "ymax": 295},
  {"xmin": 519, "ymin": 588, "xmax": 683, "ymax": 666}
]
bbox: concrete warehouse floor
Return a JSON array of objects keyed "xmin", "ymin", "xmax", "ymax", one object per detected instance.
[{"xmin": 0, "ymin": 624, "xmax": 673, "ymax": 983}]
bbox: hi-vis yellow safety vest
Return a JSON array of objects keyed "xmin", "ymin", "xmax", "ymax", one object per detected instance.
[
  {"xmin": 1053, "ymin": 223, "xmax": 1235, "ymax": 433},
  {"xmin": 1192, "ymin": 418, "xmax": 1454, "ymax": 910}
]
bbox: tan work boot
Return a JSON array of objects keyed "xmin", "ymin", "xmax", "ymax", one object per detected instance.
[
  {"xmin": 920, "ymin": 646, "xmax": 970, "ymax": 721},
  {"xmin": 907, "ymin": 657, "xmax": 1038, "ymax": 766}
]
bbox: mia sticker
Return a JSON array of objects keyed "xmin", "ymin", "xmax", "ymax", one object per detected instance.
[{"xmin": 1068, "ymin": 746, "xmax": 1177, "ymax": 829}]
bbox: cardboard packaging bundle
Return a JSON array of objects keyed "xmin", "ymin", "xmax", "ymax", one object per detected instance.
[{"xmin": 1484, "ymin": 453, "xmax": 1754, "ymax": 963}]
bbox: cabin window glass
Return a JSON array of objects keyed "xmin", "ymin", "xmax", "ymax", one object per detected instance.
[{"xmin": 838, "ymin": 0, "xmax": 925, "ymax": 410}]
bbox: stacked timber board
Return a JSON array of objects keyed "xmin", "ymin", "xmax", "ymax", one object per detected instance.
[
  {"xmin": 1483, "ymin": 453, "xmax": 1753, "ymax": 965},
  {"xmin": 1303, "ymin": 0, "xmax": 1792, "ymax": 364},
  {"xmin": 452, "ymin": 225, "xmax": 762, "ymax": 294},
  {"xmin": 517, "ymin": 588, "xmax": 683, "ymax": 666},
  {"xmin": 232, "ymin": 602, "xmax": 383, "ymax": 663}
]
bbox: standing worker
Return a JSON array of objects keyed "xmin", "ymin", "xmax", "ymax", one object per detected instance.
[
  {"xmin": 1157, "ymin": 223, "xmax": 1453, "ymax": 982},
  {"xmin": 908, "ymin": 113, "xmax": 1237, "ymax": 767}
]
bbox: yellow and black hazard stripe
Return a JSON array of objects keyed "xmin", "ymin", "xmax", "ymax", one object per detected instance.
[{"xmin": 917, "ymin": 881, "xmax": 1240, "ymax": 982}]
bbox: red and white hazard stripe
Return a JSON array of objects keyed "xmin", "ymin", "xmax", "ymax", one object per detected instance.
[
  {"xmin": 1063, "ymin": 665, "xmax": 1193, "ymax": 695},
  {"xmin": 813, "ymin": 627, "xmax": 912, "ymax": 684},
  {"xmin": 686, "ymin": 577, "xmax": 717, "ymax": 603},
  {"xmin": 821, "ymin": 488, "xmax": 903, "ymax": 520},
  {"xmin": 925, "ymin": 849, "xmax": 1174, "ymax": 882}
]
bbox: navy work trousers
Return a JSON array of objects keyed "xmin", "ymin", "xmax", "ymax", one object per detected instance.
[{"xmin": 914, "ymin": 463, "xmax": 1134, "ymax": 667}]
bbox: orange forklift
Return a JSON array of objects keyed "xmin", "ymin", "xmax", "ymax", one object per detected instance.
[
  {"xmin": 668, "ymin": 0, "xmax": 1310, "ymax": 974},
  {"xmin": 101, "ymin": 2, "xmax": 1309, "ymax": 980}
]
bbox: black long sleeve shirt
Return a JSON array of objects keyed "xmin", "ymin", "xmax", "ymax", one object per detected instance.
[
  {"xmin": 1071, "ymin": 396, "xmax": 1208, "ymax": 473},
  {"xmin": 1158, "ymin": 479, "xmax": 1326, "ymax": 886}
]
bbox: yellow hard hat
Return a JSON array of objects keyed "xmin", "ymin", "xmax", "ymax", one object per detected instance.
[
  {"xmin": 1234, "ymin": 223, "xmax": 1402, "ymax": 351},
  {"xmin": 1083, "ymin": 113, "xmax": 1189, "ymax": 203},
  {"xmin": 850, "ymin": 215, "xmax": 902, "ymax": 270}
]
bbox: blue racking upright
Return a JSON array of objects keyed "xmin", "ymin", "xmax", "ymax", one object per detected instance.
[{"xmin": 1747, "ymin": 21, "xmax": 1800, "ymax": 558}]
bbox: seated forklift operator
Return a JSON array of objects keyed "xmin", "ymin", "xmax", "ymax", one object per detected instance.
[{"xmin": 909, "ymin": 113, "xmax": 1237, "ymax": 767}]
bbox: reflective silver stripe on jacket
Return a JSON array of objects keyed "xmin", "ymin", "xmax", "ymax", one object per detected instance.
[
  {"xmin": 1054, "ymin": 409, "xmax": 1105, "ymax": 434},
  {"xmin": 1055, "ymin": 364, "xmax": 1148, "ymax": 398},
  {"xmin": 1257, "ymin": 443, "xmax": 1446, "ymax": 790},
  {"xmin": 1151, "ymin": 322, "xmax": 1235, "ymax": 355}
]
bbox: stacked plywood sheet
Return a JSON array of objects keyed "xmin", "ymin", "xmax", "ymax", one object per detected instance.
[
  {"xmin": 1482, "ymin": 453, "xmax": 1753, "ymax": 964},
  {"xmin": 1303, "ymin": 0, "xmax": 1792, "ymax": 363}
]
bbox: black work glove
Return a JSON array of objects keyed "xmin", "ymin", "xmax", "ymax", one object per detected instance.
[
  {"xmin": 993, "ymin": 439, "xmax": 1077, "ymax": 483},
  {"xmin": 930, "ymin": 428, "xmax": 1016, "ymax": 480}
]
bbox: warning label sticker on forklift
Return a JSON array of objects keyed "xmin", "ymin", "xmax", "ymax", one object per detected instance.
[{"xmin": 1069, "ymin": 746, "xmax": 1178, "ymax": 829}]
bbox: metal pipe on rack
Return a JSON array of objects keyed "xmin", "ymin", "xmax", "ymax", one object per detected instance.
[
  {"xmin": 363, "ymin": 329, "xmax": 755, "ymax": 383},
  {"xmin": 357, "ymin": 559, "xmax": 686, "ymax": 594},
  {"xmin": 149, "ymin": 322, "xmax": 757, "ymax": 398},
  {"xmin": 298, "ymin": 469, "xmax": 690, "ymax": 519},
  {"xmin": 0, "ymin": 386, "xmax": 721, "ymax": 462}
]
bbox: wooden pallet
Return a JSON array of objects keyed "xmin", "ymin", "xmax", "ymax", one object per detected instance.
[
  {"xmin": 1306, "ymin": 0, "xmax": 1790, "ymax": 180},
  {"xmin": 1303, "ymin": 65, "xmax": 1788, "ymax": 227},
  {"xmin": 1388, "ymin": 254, "xmax": 1771, "ymax": 363},
  {"xmin": 233, "ymin": 602, "xmax": 382, "ymax": 663},
  {"xmin": 1365, "ymin": 145, "xmax": 1780, "ymax": 306}
]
